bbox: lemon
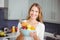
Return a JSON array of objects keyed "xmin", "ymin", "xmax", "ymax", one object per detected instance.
[
  {"xmin": 27, "ymin": 24, "xmax": 31, "ymax": 28},
  {"xmin": 0, "ymin": 31, "xmax": 6, "ymax": 37},
  {"xmin": 31, "ymin": 26, "xmax": 35, "ymax": 30},
  {"xmin": 27, "ymin": 28, "xmax": 31, "ymax": 30}
]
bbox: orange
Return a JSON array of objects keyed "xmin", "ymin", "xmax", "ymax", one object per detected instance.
[{"xmin": 21, "ymin": 22, "xmax": 28, "ymax": 27}]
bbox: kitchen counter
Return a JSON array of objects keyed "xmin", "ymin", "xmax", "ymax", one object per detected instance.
[
  {"xmin": 0, "ymin": 32, "xmax": 19, "ymax": 40},
  {"xmin": 0, "ymin": 32, "xmax": 60, "ymax": 40},
  {"xmin": 44, "ymin": 32, "xmax": 60, "ymax": 40}
]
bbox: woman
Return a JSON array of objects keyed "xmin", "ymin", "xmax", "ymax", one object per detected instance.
[{"xmin": 16, "ymin": 3, "xmax": 45, "ymax": 40}]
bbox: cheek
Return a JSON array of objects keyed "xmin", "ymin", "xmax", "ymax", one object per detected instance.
[
  {"xmin": 30, "ymin": 12, "xmax": 33, "ymax": 16},
  {"xmin": 34, "ymin": 13, "xmax": 39, "ymax": 18},
  {"xmin": 36, "ymin": 13, "xmax": 38, "ymax": 16},
  {"xmin": 30, "ymin": 12, "xmax": 38, "ymax": 17}
]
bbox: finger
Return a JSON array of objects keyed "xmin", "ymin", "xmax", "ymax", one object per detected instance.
[{"xmin": 30, "ymin": 32, "xmax": 34, "ymax": 37}]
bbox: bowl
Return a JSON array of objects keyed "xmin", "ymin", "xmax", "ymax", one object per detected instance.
[{"xmin": 21, "ymin": 29, "xmax": 35, "ymax": 36}]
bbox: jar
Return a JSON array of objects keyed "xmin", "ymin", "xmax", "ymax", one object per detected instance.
[{"xmin": 11, "ymin": 26, "xmax": 15, "ymax": 33}]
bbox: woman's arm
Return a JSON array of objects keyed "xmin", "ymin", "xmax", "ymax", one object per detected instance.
[
  {"xmin": 33, "ymin": 36, "xmax": 40, "ymax": 40},
  {"xmin": 30, "ymin": 23, "xmax": 45, "ymax": 40},
  {"xmin": 16, "ymin": 22, "xmax": 24, "ymax": 40},
  {"xmin": 16, "ymin": 31, "xmax": 24, "ymax": 40},
  {"xmin": 33, "ymin": 34, "xmax": 40, "ymax": 40},
  {"xmin": 37, "ymin": 23, "xmax": 45, "ymax": 40},
  {"xmin": 30, "ymin": 32, "xmax": 40, "ymax": 40}
]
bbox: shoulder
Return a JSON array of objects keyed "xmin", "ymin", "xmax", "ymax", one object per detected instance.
[
  {"xmin": 38, "ymin": 22, "xmax": 45, "ymax": 26},
  {"xmin": 37, "ymin": 22, "xmax": 45, "ymax": 29}
]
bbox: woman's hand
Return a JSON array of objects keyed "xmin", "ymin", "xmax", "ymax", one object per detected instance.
[
  {"xmin": 16, "ymin": 31, "xmax": 24, "ymax": 40},
  {"xmin": 30, "ymin": 32, "xmax": 40, "ymax": 40}
]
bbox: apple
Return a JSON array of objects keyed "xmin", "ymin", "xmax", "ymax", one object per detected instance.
[{"xmin": 22, "ymin": 26, "xmax": 27, "ymax": 29}]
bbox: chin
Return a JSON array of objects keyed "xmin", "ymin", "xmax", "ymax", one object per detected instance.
[{"xmin": 31, "ymin": 17, "xmax": 36, "ymax": 19}]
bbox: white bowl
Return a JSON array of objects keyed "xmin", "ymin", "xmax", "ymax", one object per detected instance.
[{"xmin": 21, "ymin": 29, "xmax": 35, "ymax": 36}]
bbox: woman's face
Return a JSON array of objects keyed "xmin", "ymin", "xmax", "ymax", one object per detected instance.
[{"xmin": 30, "ymin": 6, "xmax": 39, "ymax": 19}]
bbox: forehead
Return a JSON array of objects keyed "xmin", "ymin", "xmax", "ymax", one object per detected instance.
[{"xmin": 31, "ymin": 6, "xmax": 39, "ymax": 11}]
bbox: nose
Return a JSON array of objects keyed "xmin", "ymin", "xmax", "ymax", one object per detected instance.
[{"xmin": 33, "ymin": 11, "xmax": 36, "ymax": 14}]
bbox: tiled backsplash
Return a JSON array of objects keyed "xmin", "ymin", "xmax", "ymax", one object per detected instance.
[
  {"xmin": 0, "ymin": 8, "xmax": 60, "ymax": 35},
  {"xmin": 44, "ymin": 22, "xmax": 60, "ymax": 35},
  {"xmin": 0, "ymin": 8, "xmax": 6, "ymax": 30}
]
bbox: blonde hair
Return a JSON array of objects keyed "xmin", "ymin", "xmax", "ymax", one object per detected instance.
[{"xmin": 27, "ymin": 3, "xmax": 43, "ymax": 23}]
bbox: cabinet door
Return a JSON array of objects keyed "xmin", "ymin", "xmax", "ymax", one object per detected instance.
[
  {"xmin": 0, "ymin": 0, "xmax": 8, "ymax": 7},
  {"xmin": 4, "ymin": 0, "xmax": 8, "ymax": 8},
  {"xmin": 0, "ymin": 0, "xmax": 4, "ymax": 7},
  {"xmin": 8, "ymin": 0, "xmax": 28, "ymax": 20},
  {"xmin": 43, "ymin": 0, "xmax": 56, "ymax": 22},
  {"xmin": 43, "ymin": 0, "xmax": 59, "ymax": 24}
]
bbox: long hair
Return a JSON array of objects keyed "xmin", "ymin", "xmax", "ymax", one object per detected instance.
[{"xmin": 27, "ymin": 3, "xmax": 43, "ymax": 23}]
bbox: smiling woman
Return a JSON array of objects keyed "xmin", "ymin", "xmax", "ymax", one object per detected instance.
[{"xmin": 16, "ymin": 3, "xmax": 45, "ymax": 40}]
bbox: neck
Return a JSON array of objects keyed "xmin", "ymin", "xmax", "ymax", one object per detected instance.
[{"xmin": 28, "ymin": 18, "xmax": 37, "ymax": 23}]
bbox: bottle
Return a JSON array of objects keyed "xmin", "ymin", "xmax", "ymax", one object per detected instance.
[
  {"xmin": 11, "ymin": 26, "xmax": 15, "ymax": 33},
  {"xmin": 15, "ymin": 27, "xmax": 18, "ymax": 32}
]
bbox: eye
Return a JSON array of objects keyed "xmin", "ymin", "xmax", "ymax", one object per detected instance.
[
  {"xmin": 31, "ymin": 10, "xmax": 34, "ymax": 12},
  {"xmin": 35, "ymin": 11, "xmax": 38, "ymax": 13},
  {"xmin": 35, "ymin": 11, "xmax": 39, "ymax": 13}
]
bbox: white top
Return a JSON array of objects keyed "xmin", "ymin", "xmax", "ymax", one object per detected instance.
[{"xmin": 17, "ymin": 20, "xmax": 45, "ymax": 40}]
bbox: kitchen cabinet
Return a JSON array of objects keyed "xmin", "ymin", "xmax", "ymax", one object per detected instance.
[
  {"xmin": 0, "ymin": 0, "xmax": 8, "ymax": 7},
  {"xmin": 5, "ymin": 0, "xmax": 28, "ymax": 20},
  {"xmin": 0, "ymin": 0, "xmax": 8, "ymax": 20},
  {"xmin": 4, "ymin": 0, "xmax": 60, "ymax": 24},
  {"xmin": 0, "ymin": 0, "xmax": 4, "ymax": 7},
  {"xmin": 43, "ymin": 0, "xmax": 60, "ymax": 24}
]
